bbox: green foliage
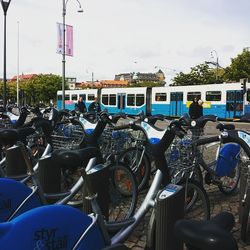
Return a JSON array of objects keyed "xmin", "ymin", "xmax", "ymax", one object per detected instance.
[
  {"xmin": 0, "ymin": 74, "xmax": 62, "ymax": 106},
  {"xmin": 172, "ymin": 63, "xmax": 224, "ymax": 86},
  {"xmin": 223, "ymin": 49, "xmax": 250, "ymax": 81},
  {"xmin": 24, "ymin": 74, "xmax": 62, "ymax": 105},
  {"xmin": 172, "ymin": 49, "xmax": 250, "ymax": 86},
  {"xmin": 0, "ymin": 80, "xmax": 18, "ymax": 101}
]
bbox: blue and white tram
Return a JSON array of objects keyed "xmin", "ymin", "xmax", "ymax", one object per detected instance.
[
  {"xmin": 152, "ymin": 82, "xmax": 250, "ymax": 118},
  {"xmin": 100, "ymin": 87, "xmax": 148, "ymax": 115},
  {"xmin": 57, "ymin": 89, "xmax": 98, "ymax": 110},
  {"xmin": 56, "ymin": 81, "xmax": 250, "ymax": 119}
]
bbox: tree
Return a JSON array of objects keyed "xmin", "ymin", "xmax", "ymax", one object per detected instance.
[
  {"xmin": 223, "ymin": 48, "xmax": 250, "ymax": 82},
  {"xmin": 172, "ymin": 63, "xmax": 224, "ymax": 86},
  {"xmin": 23, "ymin": 74, "xmax": 62, "ymax": 106}
]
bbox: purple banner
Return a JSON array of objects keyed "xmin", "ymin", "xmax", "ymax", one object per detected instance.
[{"xmin": 56, "ymin": 23, "xmax": 73, "ymax": 57}]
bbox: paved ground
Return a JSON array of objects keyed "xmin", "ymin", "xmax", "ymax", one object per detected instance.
[
  {"xmin": 124, "ymin": 121, "xmax": 250, "ymax": 250},
  {"xmin": 124, "ymin": 184, "xmax": 250, "ymax": 250}
]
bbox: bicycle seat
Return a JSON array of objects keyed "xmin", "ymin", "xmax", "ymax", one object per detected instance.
[
  {"xmin": 216, "ymin": 123, "xmax": 235, "ymax": 131},
  {"xmin": 31, "ymin": 117, "xmax": 53, "ymax": 136},
  {"xmin": 17, "ymin": 127, "xmax": 36, "ymax": 143},
  {"xmin": 0, "ymin": 205, "xmax": 105, "ymax": 250},
  {"xmin": 0, "ymin": 129, "xmax": 18, "ymax": 146},
  {"xmin": 111, "ymin": 113, "xmax": 127, "ymax": 124},
  {"xmin": 52, "ymin": 147, "xmax": 101, "ymax": 170},
  {"xmin": 174, "ymin": 212, "xmax": 238, "ymax": 250}
]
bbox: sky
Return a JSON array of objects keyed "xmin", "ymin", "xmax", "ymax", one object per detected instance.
[{"xmin": 0, "ymin": 0, "xmax": 249, "ymax": 84}]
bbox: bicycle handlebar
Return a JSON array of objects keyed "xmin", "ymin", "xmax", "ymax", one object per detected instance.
[
  {"xmin": 192, "ymin": 136, "xmax": 220, "ymax": 146},
  {"xmin": 113, "ymin": 124, "xmax": 132, "ymax": 131}
]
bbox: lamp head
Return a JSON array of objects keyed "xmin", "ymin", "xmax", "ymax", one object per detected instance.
[{"xmin": 1, "ymin": 0, "xmax": 12, "ymax": 14}]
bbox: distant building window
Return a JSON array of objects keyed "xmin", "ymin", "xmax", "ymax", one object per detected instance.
[
  {"xmin": 88, "ymin": 94, "xmax": 95, "ymax": 101},
  {"xmin": 136, "ymin": 94, "xmax": 145, "ymax": 106},
  {"xmin": 65, "ymin": 94, "xmax": 70, "ymax": 101},
  {"xmin": 206, "ymin": 91, "xmax": 221, "ymax": 101},
  {"xmin": 102, "ymin": 94, "xmax": 108, "ymax": 105},
  {"xmin": 71, "ymin": 94, "xmax": 78, "ymax": 101},
  {"xmin": 155, "ymin": 93, "xmax": 167, "ymax": 102},
  {"xmin": 187, "ymin": 92, "xmax": 201, "ymax": 101},
  {"xmin": 127, "ymin": 94, "xmax": 135, "ymax": 106},
  {"xmin": 109, "ymin": 94, "xmax": 116, "ymax": 106},
  {"xmin": 79, "ymin": 94, "xmax": 86, "ymax": 101}
]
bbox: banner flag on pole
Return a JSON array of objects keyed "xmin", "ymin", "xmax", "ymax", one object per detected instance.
[{"xmin": 56, "ymin": 22, "xmax": 73, "ymax": 57}]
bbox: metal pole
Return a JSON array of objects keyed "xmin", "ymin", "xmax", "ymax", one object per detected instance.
[
  {"xmin": 62, "ymin": 0, "xmax": 66, "ymax": 109},
  {"xmin": 3, "ymin": 12, "xmax": 7, "ymax": 109},
  {"xmin": 216, "ymin": 54, "xmax": 218, "ymax": 83},
  {"xmin": 17, "ymin": 21, "xmax": 19, "ymax": 107}
]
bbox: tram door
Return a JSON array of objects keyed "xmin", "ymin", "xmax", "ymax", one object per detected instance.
[
  {"xmin": 226, "ymin": 90, "xmax": 243, "ymax": 118},
  {"xmin": 170, "ymin": 92, "xmax": 183, "ymax": 116},
  {"xmin": 117, "ymin": 93, "xmax": 126, "ymax": 113}
]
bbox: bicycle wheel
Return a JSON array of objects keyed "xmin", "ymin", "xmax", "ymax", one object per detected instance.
[
  {"xmin": 179, "ymin": 179, "xmax": 210, "ymax": 220},
  {"xmin": 241, "ymin": 187, "xmax": 250, "ymax": 243},
  {"xmin": 218, "ymin": 161, "xmax": 241, "ymax": 195},
  {"xmin": 117, "ymin": 147, "xmax": 151, "ymax": 191},
  {"xmin": 108, "ymin": 162, "xmax": 138, "ymax": 223}
]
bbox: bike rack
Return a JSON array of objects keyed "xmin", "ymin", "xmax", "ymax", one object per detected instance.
[
  {"xmin": 5, "ymin": 145, "xmax": 27, "ymax": 178},
  {"xmin": 154, "ymin": 184, "xmax": 185, "ymax": 250},
  {"xmin": 38, "ymin": 154, "xmax": 61, "ymax": 195}
]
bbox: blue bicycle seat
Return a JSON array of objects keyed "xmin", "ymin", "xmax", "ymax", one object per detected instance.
[
  {"xmin": 215, "ymin": 143, "xmax": 240, "ymax": 177},
  {"xmin": 0, "ymin": 178, "xmax": 41, "ymax": 222},
  {"xmin": 0, "ymin": 205, "xmax": 105, "ymax": 250}
]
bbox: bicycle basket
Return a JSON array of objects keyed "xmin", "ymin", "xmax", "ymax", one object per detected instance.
[
  {"xmin": 51, "ymin": 122, "xmax": 84, "ymax": 150},
  {"xmin": 112, "ymin": 130, "xmax": 131, "ymax": 152},
  {"xmin": 215, "ymin": 143, "xmax": 241, "ymax": 177}
]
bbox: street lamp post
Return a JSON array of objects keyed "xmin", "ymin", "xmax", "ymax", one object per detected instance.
[
  {"xmin": 62, "ymin": 0, "xmax": 83, "ymax": 109},
  {"xmin": 1, "ymin": 0, "xmax": 12, "ymax": 109},
  {"xmin": 205, "ymin": 50, "xmax": 221, "ymax": 83}
]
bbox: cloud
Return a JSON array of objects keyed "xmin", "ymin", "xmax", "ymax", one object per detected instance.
[{"xmin": 0, "ymin": 0, "xmax": 249, "ymax": 82}]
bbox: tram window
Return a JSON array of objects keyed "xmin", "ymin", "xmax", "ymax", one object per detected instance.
[
  {"xmin": 79, "ymin": 94, "xmax": 86, "ymax": 101},
  {"xmin": 88, "ymin": 94, "xmax": 95, "ymax": 101},
  {"xmin": 236, "ymin": 91, "xmax": 243, "ymax": 101},
  {"xmin": 109, "ymin": 94, "xmax": 116, "ymax": 106},
  {"xmin": 247, "ymin": 91, "xmax": 250, "ymax": 102},
  {"xmin": 136, "ymin": 94, "xmax": 145, "ymax": 106},
  {"xmin": 177, "ymin": 93, "xmax": 183, "ymax": 101},
  {"xmin": 127, "ymin": 94, "xmax": 135, "ymax": 106},
  {"xmin": 187, "ymin": 92, "xmax": 201, "ymax": 101},
  {"xmin": 57, "ymin": 95, "xmax": 62, "ymax": 100},
  {"xmin": 171, "ymin": 92, "xmax": 183, "ymax": 101},
  {"xmin": 102, "ymin": 94, "xmax": 108, "ymax": 105},
  {"xmin": 65, "ymin": 95, "xmax": 70, "ymax": 101},
  {"xmin": 206, "ymin": 91, "xmax": 221, "ymax": 101},
  {"xmin": 236, "ymin": 103, "xmax": 243, "ymax": 111},
  {"xmin": 155, "ymin": 93, "xmax": 167, "ymax": 102},
  {"xmin": 71, "ymin": 94, "xmax": 78, "ymax": 101},
  {"xmin": 226, "ymin": 103, "xmax": 234, "ymax": 111}
]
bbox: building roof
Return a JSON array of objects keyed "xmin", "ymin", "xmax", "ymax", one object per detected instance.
[
  {"xmin": 100, "ymin": 80, "xmax": 128, "ymax": 86},
  {"xmin": 11, "ymin": 74, "xmax": 37, "ymax": 81}
]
